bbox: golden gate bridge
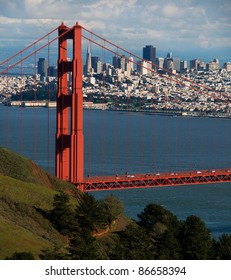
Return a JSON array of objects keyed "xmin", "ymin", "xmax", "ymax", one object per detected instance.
[{"xmin": 1, "ymin": 22, "xmax": 231, "ymax": 192}]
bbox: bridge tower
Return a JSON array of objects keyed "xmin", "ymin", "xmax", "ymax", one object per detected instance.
[{"xmin": 55, "ymin": 22, "xmax": 84, "ymax": 186}]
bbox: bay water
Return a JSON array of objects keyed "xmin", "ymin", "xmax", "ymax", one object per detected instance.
[{"xmin": 0, "ymin": 105, "xmax": 231, "ymax": 238}]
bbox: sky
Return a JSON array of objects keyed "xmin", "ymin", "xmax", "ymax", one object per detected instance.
[{"xmin": 0, "ymin": 0, "xmax": 231, "ymax": 63}]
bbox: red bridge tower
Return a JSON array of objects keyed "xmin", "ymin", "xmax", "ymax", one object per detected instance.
[{"xmin": 55, "ymin": 23, "xmax": 84, "ymax": 188}]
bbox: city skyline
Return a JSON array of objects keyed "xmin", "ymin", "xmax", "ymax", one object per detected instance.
[{"xmin": 0, "ymin": 0, "xmax": 230, "ymax": 63}]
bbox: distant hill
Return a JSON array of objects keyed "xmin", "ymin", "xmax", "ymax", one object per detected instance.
[{"xmin": 0, "ymin": 147, "xmax": 81, "ymax": 259}]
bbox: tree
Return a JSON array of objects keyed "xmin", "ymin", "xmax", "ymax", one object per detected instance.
[
  {"xmin": 137, "ymin": 204, "xmax": 180, "ymax": 237},
  {"xmin": 39, "ymin": 247, "xmax": 68, "ymax": 260},
  {"xmin": 214, "ymin": 234, "xmax": 231, "ymax": 260},
  {"xmin": 49, "ymin": 192, "xmax": 76, "ymax": 235},
  {"xmin": 68, "ymin": 230, "xmax": 98, "ymax": 260},
  {"xmin": 75, "ymin": 193, "xmax": 108, "ymax": 235},
  {"xmin": 99, "ymin": 195, "xmax": 124, "ymax": 226},
  {"xmin": 155, "ymin": 230, "xmax": 182, "ymax": 259},
  {"xmin": 6, "ymin": 251, "xmax": 35, "ymax": 260},
  {"xmin": 137, "ymin": 204, "xmax": 182, "ymax": 259},
  {"xmin": 95, "ymin": 233, "xmax": 121, "ymax": 260},
  {"xmin": 180, "ymin": 215, "xmax": 213, "ymax": 260},
  {"xmin": 113, "ymin": 223, "xmax": 156, "ymax": 260}
]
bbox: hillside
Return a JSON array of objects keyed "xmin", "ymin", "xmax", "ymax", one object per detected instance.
[
  {"xmin": 0, "ymin": 147, "xmax": 79, "ymax": 194},
  {"xmin": 0, "ymin": 147, "xmax": 81, "ymax": 259}
]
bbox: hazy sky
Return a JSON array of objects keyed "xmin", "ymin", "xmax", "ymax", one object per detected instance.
[{"xmin": 0, "ymin": 0, "xmax": 231, "ymax": 61}]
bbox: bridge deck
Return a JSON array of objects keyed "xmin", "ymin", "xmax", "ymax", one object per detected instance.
[{"xmin": 75, "ymin": 168, "xmax": 231, "ymax": 191}]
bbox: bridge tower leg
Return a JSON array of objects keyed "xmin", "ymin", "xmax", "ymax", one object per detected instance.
[{"xmin": 56, "ymin": 23, "xmax": 84, "ymax": 184}]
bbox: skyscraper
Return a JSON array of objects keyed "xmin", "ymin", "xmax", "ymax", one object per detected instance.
[
  {"xmin": 190, "ymin": 59, "xmax": 201, "ymax": 71},
  {"xmin": 180, "ymin": 60, "xmax": 188, "ymax": 72},
  {"xmin": 173, "ymin": 58, "xmax": 181, "ymax": 72},
  {"xmin": 85, "ymin": 43, "xmax": 92, "ymax": 74},
  {"xmin": 91, "ymin": 56, "xmax": 100, "ymax": 73},
  {"xmin": 112, "ymin": 55, "xmax": 126, "ymax": 71},
  {"xmin": 143, "ymin": 45, "xmax": 156, "ymax": 65},
  {"xmin": 38, "ymin": 58, "xmax": 48, "ymax": 78}
]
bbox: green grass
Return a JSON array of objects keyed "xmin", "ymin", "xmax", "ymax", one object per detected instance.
[
  {"xmin": 0, "ymin": 215, "xmax": 53, "ymax": 259},
  {"xmin": 0, "ymin": 147, "xmax": 39, "ymax": 183},
  {"xmin": 0, "ymin": 175, "xmax": 69, "ymax": 259},
  {"xmin": 0, "ymin": 147, "xmax": 82, "ymax": 259},
  {"xmin": 0, "ymin": 175, "xmax": 57, "ymax": 210},
  {"xmin": 0, "ymin": 147, "xmax": 79, "ymax": 192}
]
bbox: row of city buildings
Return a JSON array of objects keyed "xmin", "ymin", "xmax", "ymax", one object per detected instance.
[
  {"xmin": 1, "ymin": 44, "xmax": 231, "ymax": 117},
  {"xmin": 84, "ymin": 44, "xmax": 231, "ymax": 76},
  {"xmin": 36, "ymin": 44, "xmax": 231, "ymax": 81}
]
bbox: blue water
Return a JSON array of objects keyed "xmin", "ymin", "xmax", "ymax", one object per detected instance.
[{"xmin": 0, "ymin": 105, "xmax": 231, "ymax": 238}]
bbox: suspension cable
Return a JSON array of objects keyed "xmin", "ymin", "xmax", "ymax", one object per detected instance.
[
  {"xmin": 0, "ymin": 26, "xmax": 74, "ymax": 76},
  {"xmin": 0, "ymin": 27, "xmax": 58, "ymax": 67}
]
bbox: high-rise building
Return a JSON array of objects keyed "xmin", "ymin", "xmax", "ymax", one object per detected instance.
[
  {"xmin": 96, "ymin": 61, "xmax": 103, "ymax": 74},
  {"xmin": 143, "ymin": 45, "xmax": 156, "ymax": 66},
  {"xmin": 85, "ymin": 43, "xmax": 92, "ymax": 75},
  {"xmin": 206, "ymin": 58, "xmax": 220, "ymax": 72},
  {"xmin": 48, "ymin": 65, "xmax": 57, "ymax": 77},
  {"xmin": 163, "ymin": 53, "xmax": 173, "ymax": 71},
  {"xmin": 125, "ymin": 57, "xmax": 134, "ymax": 76},
  {"xmin": 173, "ymin": 58, "xmax": 181, "ymax": 72},
  {"xmin": 91, "ymin": 56, "xmax": 100, "ymax": 73},
  {"xmin": 112, "ymin": 56, "xmax": 119, "ymax": 68},
  {"xmin": 190, "ymin": 59, "xmax": 201, "ymax": 70},
  {"xmin": 167, "ymin": 52, "xmax": 172, "ymax": 59},
  {"xmin": 141, "ymin": 61, "xmax": 148, "ymax": 75},
  {"xmin": 137, "ymin": 60, "xmax": 152, "ymax": 75},
  {"xmin": 224, "ymin": 62, "xmax": 231, "ymax": 72},
  {"xmin": 154, "ymin": 57, "xmax": 164, "ymax": 70},
  {"xmin": 112, "ymin": 55, "xmax": 126, "ymax": 71},
  {"xmin": 198, "ymin": 62, "xmax": 206, "ymax": 71},
  {"xmin": 38, "ymin": 58, "xmax": 48, "ymax": 78},
  {"xmin": 180, "ymin": 60, "xmax": 188, "ymax": 72}
]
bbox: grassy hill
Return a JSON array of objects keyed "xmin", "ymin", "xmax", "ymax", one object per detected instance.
[{"xmin": 0, "ymin": 147, "xmax": 81, "ymax": 259}]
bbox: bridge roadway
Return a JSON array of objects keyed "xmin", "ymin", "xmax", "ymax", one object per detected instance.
[{"xmin": 75, "ymin": 168, "xmax": 231, "ymax": 191}]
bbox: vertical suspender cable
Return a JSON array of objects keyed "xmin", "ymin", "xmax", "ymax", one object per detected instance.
[
  {"xmin": 100, "ymin": 39, "xmax": 106, "ymax": 175},
  {"xmin": 164, "ymin": 87, "xmax": 169, "ymax": 172},
  {"xmin": 47, "ymin": 35, "xmax": 50, "ymax": 173},
  {"xmin": 126, "ymin": 57, "xmax": 129, "ymax": 174},
  {"xmin": 190, "ymin": 94, "xmax": 194, "ymax": 171},
  {"xmin": 20, "ymin": 53, "xmax": 23, "ymax": 154},
  {"xmin": 113, "ymin": 48, "xmax": 119, "ymax": 175},
  {"xmin": 88, "ymin": 33, "xmax": 93, "ymax": 176},
  {"xmin": 174, "ymin": 99, "xmax": 179, "ymax": 172},
  {"xmin": 138, "ymin": 63, "xmax": 142, "ymax": 174},
  {"xmin": 5, "ymin": 62, "xmax": 9, "ymax": 148},
  {"xmin": 33, "ymin": 44, "xmax": 37, "ymax": 163}
]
